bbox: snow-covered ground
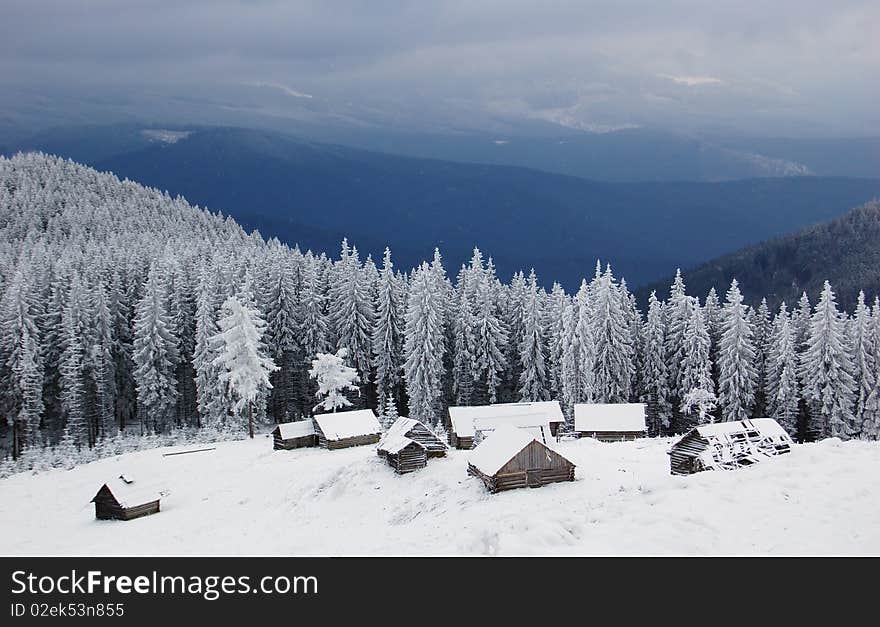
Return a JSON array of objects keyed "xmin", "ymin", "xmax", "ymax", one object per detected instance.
[{"xmin": 1, "ymin": 435, "xmax": 879, "ymax": 555}]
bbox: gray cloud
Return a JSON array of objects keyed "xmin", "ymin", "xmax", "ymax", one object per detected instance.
[{"xmin": 1, "ymin": 0, "xmax": 878, "ymax": 136}]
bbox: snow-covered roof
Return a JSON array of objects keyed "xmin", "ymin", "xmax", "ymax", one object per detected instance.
[
  {"xmin": 468, "ymin": 426, "xmax": 541, "ymax": 476},
  {"xmin": 448, "ymin": 405, "xmax": 556, "ymax": 438},
  {"xmin": 313, "ymin": 409, "xmax": 382, "ymax": 441},
  {"xmin": 274, "ymin": 420, "xmax": 315, "ymax": 440},
  {"xmin": 693, "ymin": 418, "xmax": 791, "ymax": 440},
  {"xmin": 378, "ymin": 434, "xmax": 425, "ymax": 455},
  {"xmin": 574, "ymin": 403, "xmax": 647, "ymax": 433},
  {"xmin": 493, "ymin": 400, "xmax": 565, "ymax": 423},
  {"xmin": 378, "ymin": 417, "xmax": 420, "ymax": 445},
  {"xmin": 93, "ymin": 476, "xmax": 160, "ymax": 508}
]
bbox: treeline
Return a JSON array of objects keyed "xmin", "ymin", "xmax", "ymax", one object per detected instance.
[
  {"xmin": 1, "ymin": 153, "xmax": 879, "ymax": 464},
  {"xmin": 641, "ymin": 200, "xmax": 880, "ymax": 312}
]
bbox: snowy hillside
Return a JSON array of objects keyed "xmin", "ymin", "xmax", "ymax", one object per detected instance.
[{"xmin": 2, "ymin": 435, "xmax": 879, "ymax": 556}]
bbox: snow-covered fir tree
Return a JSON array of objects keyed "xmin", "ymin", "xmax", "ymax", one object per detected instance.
[
  {"xmin": 765, "ymin": 302, "xmax": 799, "ymax": 436},
  {"xmin": 372, "ymin": 248, "xmax": 404, "ymax": 411},
  {"xmin": 800, "ymin": 281, "xmax": 857, "ymax": 440},
  {"xmin": 0, "ymin": 267, "xmax": 44, "ymax": 457},
  {"xmin": 329, "ymin": 240, "xmax": 375, "ymax": 387},
  {"xmin": 132, "ymin": 262, "xmax": 180, "ymax": 434},
  {"xmin": 640, "ymin": 292, "xmax": 671, "ymax": 435},
  {"xmin": 677, "ymin": 296, "xmax": 715, "ymax": 429},
  {"xmin": 517, "ymin": 269, "xmax": 548, "ymax": 401},
  {"xmin": 851, "ymin": 291, "xmax": 875, "ymax": 428},
  {"xmin": 212, "ymin": 292, "xmax": 278, "ymax": 437},
  {"xmin": 717, "ymin": 279, "xmax": 758, "ymax": 422},
  {"xmin": 451, "ymin": 265, "xmax": 477, "ymax": 405},
  {"xmin": 861, "ymin": 297, "xmax": 880, "ymax": 439},
  {"xmin": 403, "ymin": 262, "xmax": 447, "ymax": 425},
  {"xmin": 591, "ymin": 264, "xmax": 634, "ymax": 403},
  {"xmin": 472, "ymin": 253, "xmax": 508, "ymax": 403}
]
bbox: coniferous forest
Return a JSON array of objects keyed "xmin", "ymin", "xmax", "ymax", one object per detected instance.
[{"xmin": 3, "ymin": 153, "xmax": 880, "ymax": 469}]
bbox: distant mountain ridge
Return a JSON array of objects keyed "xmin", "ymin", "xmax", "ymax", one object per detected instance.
[
  {"xmin": 640, "ymin": 200, "xmax": 880, "ymax": 311},
  {"xmin": 5, "ymin": 125, "xmax": 880, "ymax": 290}
]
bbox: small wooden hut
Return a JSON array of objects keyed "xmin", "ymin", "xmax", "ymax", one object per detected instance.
[
  {"xmin": 378, "ymin": 435, "xmax": 428, "ymax": 474},
  {"xmin": 668, "ymin": 418, "xmax": 793, "ymax": 475},
  {"xmin": 91, "ymin": 475, "xmax": 160, "ymax": 521},
  {"xmin": 447, "ymin": 404, "xmax": 557, "ymax": 450},
  {"xmin": 378, "ymin": 417, "xmax": 448, "ymax": 459},
  {"xmin": 574, "ymin": 403, "xmax": 647, "ymax": 441},
  {"xmin": 272, "ymin": 420, "xmax": 318, "ymax": 450},
  {"xmin": 313, "ymin": 409, "xmax": 383, "ymax": 450},
  {"xmin": 467, "ymin": 426, "xmax": 575, "ymax": 493}
]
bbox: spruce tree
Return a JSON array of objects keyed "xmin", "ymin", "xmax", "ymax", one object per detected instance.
[
  {"xmin": 765, "ymin": 302, "xmax": 799, "ymax": 436},
  {"xmin": 640, "ymin": 292, "xmax": 671, "ymax": 435},
  {"xmin": 800, "ymin": 281, "xmax": 857, "ymax": 440},
  {"xmin": 718, "ymin": 279, "xmax": 758, "ymax": 422},
  {"xmin": 132, "ymin": 263, "xmax": 180, "ymax": 433},
  {"xmin": 518, "ymin": 269, "xmax": 548, "ymax": 401},
  {"xmin": 372, "ymin": 248, "xmax": 404, "ymax": 411},
  {"xmin": 212, "ymin": 294, "xmax": 278, "ymax": 437},
  {"xmin": 591, "ymin": 264, "xmax": 634, "ymax": 403},
  {"xmin": 851, "ymin": 291, "xmax": 874, "ymax": 431},
  {"xmin": 860, "ymin": 298, "xmax": 880, "ymax": 439},
  {"xmin": 403, "ymin": 263, "xmax": 446, "ymax": 425}
]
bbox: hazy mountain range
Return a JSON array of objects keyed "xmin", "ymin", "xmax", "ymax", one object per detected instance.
[{"xmin": 3, "ymin": 124, "xmax": 879, "ymax": 292}]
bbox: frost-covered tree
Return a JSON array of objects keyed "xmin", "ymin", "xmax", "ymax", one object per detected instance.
[
  {"xmin": 212, "ymin": 294, "xmax": 278, "ymax": 437},
  {"xmin": 545, "ymin": 282, "xmax": 568, "ymax": 401},
  {"xmin": 561, "ymin": 280, "xmax": 595, "ymax": 421},
  {"xmin": 800, "ymin": 281, "xmax": 857, "ymax": 440},
  {"xmin": 681, "ymin": 388, "xmax": 718, "ymax": 425},
  {"xmin": 472, "ymin": 254, "xmax": 508, "ymax": 403},
  {"xmin": 193, "ymin": 264, "xmax": 223, "ymax": 428},
  {"xmin": 851, "ymin": 291, "xmax": 875, "ymax": 430},
  {"xmin": 329, "ymin": 240, "xmax": 375, "ymax": 384},
  {"xmin": 59, "ymin": 280, "xmax": 88, "ymax": 446},
  {"xmin": 132, "ymin": 263, "xmax": 180, "ymax": 434},
  {"xmin": 717, "ymin": 279, "xmax": 758, "ymax": 422},
  {"xmin": 88, "ymin": 282, "xmax": 116, "ymax": 442},
  {"xmin": 640, "ymin": 292, "xmax": 671, "ymax": 435},
  {"xmin": 677, "ymin": 297, "xmax": 714, "ymax": 429},
  {"xmin": 765, "ymin": 302, "xmax": 799, "ymax": 436},
  {"xmin": 309, "ymin": 348, "xmax": 360, "ymax": 413},
  {"xmin": 0, "ymin": 268, "xmax": 44, "ymax": 457},
  {"xmin": 518, "ymin": 269, "xmax": 548, "ymax": 401},
  {"xmin": 262, "ymin": 254, "xmax": 300, "ymax": 421},
  {"xmin": 451, "ymin": 265, "xmax": 477, "ymax": 405},
  {"xmin": 591, "ymin": 264, "xmax": 634, "ymax": 403},
  {"xmin": 372, "ymin": 248, "xmax": 404, "ymax": 411},
  {"xmin": 665, "ymin": 269, "xmax": 690, "ymax": 420},
  {"xmin": 403, "ymin": 263, "xmax": 447, "ymax": 425},
  {"xmin": 751, "ymin": 298, "xmax": 772, "ymax": 419},
  {"xmin": 861, "ymin": 298, "xmax": 880, "ymax": 439}
]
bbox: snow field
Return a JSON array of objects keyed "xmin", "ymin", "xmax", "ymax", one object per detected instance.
[{"xmin": 1, "ymin": 435, "xmax": 878, "ymax": 555}]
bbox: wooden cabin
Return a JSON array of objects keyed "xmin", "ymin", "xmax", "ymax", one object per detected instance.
[
  {"xmin": 378, "ymin": 435, "xmax": 428, "ymax": 474},
  {"xmin": 467, "ymin": 426, "xmax": 575, "ymax": 493},
  {"xmin": 668, "ymin": 418, "xmax": 794, "ymax": 475},
  {"xmin": 378, "ymin": 417, "xmax": 448, "ymax": 459},
  {"xmin": 272, "ymin": 420, "xmax": 318, "ymax": 450},
  {"xmin": 574, "ymin": 403, "xmax": 647, "ymax": 441},
  {"xmin": 447, "ymin": 404, "xmax": 558, "ymax": 450},
  {"xmin": 313, "ymin": 409, "xmax": 383, "ymax": 450},
  {"xmin": 91, "ymin": 475, "xmax": 160, "ymax": 521}
]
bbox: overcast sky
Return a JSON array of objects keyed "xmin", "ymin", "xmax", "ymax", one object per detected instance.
[{"xmin": 2, "ymin": 0, "xmax": 878, "ymax": 136}]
